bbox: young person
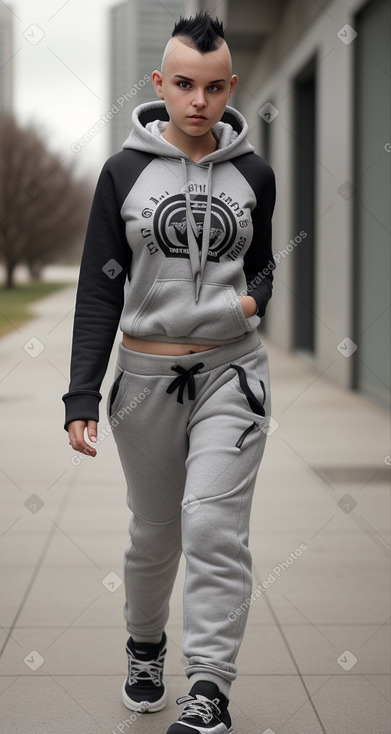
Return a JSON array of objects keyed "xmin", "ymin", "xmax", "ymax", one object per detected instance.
[{"xmin": 63, "ymin": 12, "xmax": 276, "ymax": 734}]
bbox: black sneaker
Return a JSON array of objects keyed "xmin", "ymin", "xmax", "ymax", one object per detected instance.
[
  {"xmin": 166, "ymin": 680, "xmax": 234, "ymax": 733},
  {"xmin": 122, "ymin": 631, "xmax": 167, "ymax": 712}
]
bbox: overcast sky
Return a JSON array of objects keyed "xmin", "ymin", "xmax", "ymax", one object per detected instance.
[{"xmin": 8, "ymin": 0, "xmax": 131, "ymax": 180}]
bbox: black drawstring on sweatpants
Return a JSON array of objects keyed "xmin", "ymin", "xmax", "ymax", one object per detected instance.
[{"xmin": 166, "ymin": 363, "xmax": 204, "ymax": 404}]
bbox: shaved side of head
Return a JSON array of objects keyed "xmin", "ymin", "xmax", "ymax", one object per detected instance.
[{"xmin": 161, "ymin": 36, "xmax": 233, "ymax": 76}]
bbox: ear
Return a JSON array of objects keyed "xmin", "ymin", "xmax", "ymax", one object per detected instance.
[
  {"xmin": 228, "ymin": 75, "xmax": 238, "ymax": 98},
  {"xmin": 152, "ymin": 70, "xmax": 165, "ymax": 99}
]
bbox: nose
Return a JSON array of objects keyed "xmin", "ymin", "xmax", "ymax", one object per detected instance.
[{"xmin": 192, "ymin": 88, "xmax": 207, "ymax": 109}]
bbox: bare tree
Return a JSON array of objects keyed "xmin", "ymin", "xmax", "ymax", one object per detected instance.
[{"xmin": 0, "ymin": 114, "xmax": 92, "ymax": 287}]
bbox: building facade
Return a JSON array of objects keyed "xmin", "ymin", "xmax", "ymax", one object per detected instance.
[
  {"xmin": 109, "ymin": 0, "xmax": 196, "ymax": 154},
  {"xmin": 212, "ymin": 0, "xmax": 389, "ymax": 408},
  {"xmin": 0, "ymin": 3, "xmax": 13, "ymax": 111}
]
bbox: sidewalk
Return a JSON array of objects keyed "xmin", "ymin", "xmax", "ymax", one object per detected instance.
[{"xmin": 0, "ymin": 282, "xmax": 389, "ymax": 734}]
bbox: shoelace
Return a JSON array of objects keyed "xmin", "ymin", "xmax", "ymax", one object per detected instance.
[
  {"xmin": 166, "ymin": 362, "xmax": 204, "ymax": 404},
  {"xmin": 128, "ymin": 649, "xmax": 165, "ymax": 686},
  {"xmin": 176, "ymin": 694, "xmax": 221, "ymax": 724}
]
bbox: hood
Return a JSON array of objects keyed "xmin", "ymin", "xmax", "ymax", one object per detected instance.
[
  {"xmin": 122, "ymin": 101, "xmax": 253, "ymax": 302},
  {"xmin": 122, "ymin": 100, "xmax": 253, "ymax": 163}
]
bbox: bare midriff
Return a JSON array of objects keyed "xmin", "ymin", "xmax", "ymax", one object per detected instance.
[{"xmin": 122, "ymin": 333, "xmax": 220, "ymax": 356}]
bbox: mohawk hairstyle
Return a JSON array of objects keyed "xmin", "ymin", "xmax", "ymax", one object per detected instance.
[{"xmin": 172, "ymin": 11, "xmax": 225, "ymax": 54}]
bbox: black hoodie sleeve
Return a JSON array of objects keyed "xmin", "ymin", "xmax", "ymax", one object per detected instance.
[
  {"xmin": 232, "ymin": 154, "xmax": 276, "ymax": 317},
  {"xmin": 62, "ymin": 157, "xmax": 131, "ymax": 430}
]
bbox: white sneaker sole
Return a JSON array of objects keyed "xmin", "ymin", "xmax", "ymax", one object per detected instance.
[
  {"xmin": 168, "ymin": 723, "xmax": 234, "ymax": 733},
  {"xmin": 121, "ymin": 679, "xmax": 168, "ymax": 713}
]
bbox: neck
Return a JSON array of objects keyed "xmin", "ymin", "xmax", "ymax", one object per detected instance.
[{"xmin": 162, "ymin": 123, "xmax": 217, "ymax": 162}]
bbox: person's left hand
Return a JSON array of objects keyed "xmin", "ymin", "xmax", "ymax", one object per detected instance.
[{"xmin": 238, "ymin": 295, "xmax": 257, "ymax": 318}]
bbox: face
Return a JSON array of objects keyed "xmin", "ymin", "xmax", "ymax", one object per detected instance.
[{"xmin": 152, "ymin": 37, "xmax": 238, "ymax": 141}]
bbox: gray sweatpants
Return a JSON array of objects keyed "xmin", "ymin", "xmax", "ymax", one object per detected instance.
[{"xmin": 106, "ymin": 330, "xmax": 271, "ymax": 697}]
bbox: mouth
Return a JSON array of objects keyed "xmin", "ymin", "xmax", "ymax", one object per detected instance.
[{"xmin": 188, "ymin": 114, "xmax": 207, "ymax": 120}]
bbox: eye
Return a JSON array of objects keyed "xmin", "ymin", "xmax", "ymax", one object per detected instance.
[
  {"xmin": 208, "ymin": 85, "xmax": 223, "ymax": 93},
  {"xmin": 177, "ymin": 81, "xmax": 191, "ymax": 89}
]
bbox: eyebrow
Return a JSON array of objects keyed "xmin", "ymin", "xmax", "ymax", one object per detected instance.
[{"xmin": 173, "ymin": 74, "xmax": 226, "ymax": 84}]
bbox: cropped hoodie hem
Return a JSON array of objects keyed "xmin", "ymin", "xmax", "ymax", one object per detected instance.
[{"xmin": 62, "ymin": 101, "xmax": 276, "ymax": 429}]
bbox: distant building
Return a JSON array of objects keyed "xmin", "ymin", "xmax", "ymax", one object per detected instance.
[
  {"xmin": 109, "ymin": 0, "xmax": 196, "ymax": 154},
  {"xmin": 0, "ymin": 4, "xmax": 13, "ymax": 110}
]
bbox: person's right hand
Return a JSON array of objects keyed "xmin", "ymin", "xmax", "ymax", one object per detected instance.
[{"xmin": 68, "ymin": 420, "xmax": 98, "ymax": 457}]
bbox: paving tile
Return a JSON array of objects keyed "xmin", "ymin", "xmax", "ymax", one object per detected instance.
[
  {"xmin": 10, "ymin": 566, "xmax": 124, "ymax": 629},
  {"xmin": 230, "ymin": 674, "xmax": 327, "ymax": 733},
  {"xmin": 235, "ymin": 624, "xmax": 296, "ymax": 675},
  {"xmin": 240, "ymin": 592, "xmax": 277, "ymax": 626},
  {"xmin": 302, "ymin": 673, "xmax": 391, "ymax": 734},
  {"xmin": 252, "ymin": 533, "xmax": 390, "ymax": 625},
  {"xmin": 1, "ymin": 528, "xmax": 127, "ymax": 568},
  {"xmin": 0, "ymin": 675, "xmax": 104, "ymax": 734},
  {"xmin": 0, "ymin": 567, "xmax": 41, "ymax": 627},
  {"xmin": 281, "ymin": 623, "xmax": 390, "ymax": 675}
]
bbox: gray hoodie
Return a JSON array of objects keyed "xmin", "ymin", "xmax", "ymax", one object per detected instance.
[{"xmin": 62, "ymin": 101, "xmax": 276, "ymax": 428}]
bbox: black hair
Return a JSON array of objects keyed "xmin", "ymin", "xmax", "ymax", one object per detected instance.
[{"xmin": 172, "ymin": 11, "xmax": 225, "ymax": 53}]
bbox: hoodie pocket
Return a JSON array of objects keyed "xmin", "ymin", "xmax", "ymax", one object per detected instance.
[
  {"xmin": 131, "ymin": 279, "xmax": 250, "ymax": 342},
  {"xmin": 107, "ymin": 369, "xmax": 125, "ymax": 419}
]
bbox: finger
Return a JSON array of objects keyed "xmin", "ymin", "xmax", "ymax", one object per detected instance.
[
  {"xmin": 70, "ymin": 438, "xmax": 97, "ymax": 456},
  {"xmin": 83, "ymin": 444, "xmax": 97, "ymax": 457},
  {"xmin": 81, "ymin": 422, "xmax": 97, "ymax": 456},
  {"xmin": 68, "ymin": 430, "xmax": 91, "ymax": 454},
  {"xmin": 87, "ymin": 420, "xmax": 98, "ymax": 443},
  {"xmin": 67, "ymin": 421, "xmax": 97, "ymax": 457},
  {"xmin": 67, "ymin": 420, "xmax": 86, "ymax": 446}
]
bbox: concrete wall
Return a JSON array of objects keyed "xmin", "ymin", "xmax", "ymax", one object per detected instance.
[{"xmin": 236, "ymin": 0, "xmax": 369, "ymax": 390}]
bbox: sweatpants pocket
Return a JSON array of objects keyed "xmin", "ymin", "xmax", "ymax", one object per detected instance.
[
  {"xmin": 107, "ymin": 369, "xmax": 124, "ymax": 418},
  {"xmin": 235, "ymin": 420, "xmax": 260, "ymax": 449},
  {"xmin": 230, "ymin": 363, "xmax": 266, "ymax": 417}
]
